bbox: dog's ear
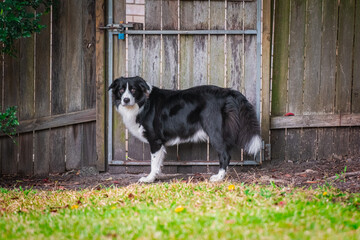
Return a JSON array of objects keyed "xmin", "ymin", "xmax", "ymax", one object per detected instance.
[
  {"xmin": 136, "ymin": 77, "xmax": 152, "ymax": 95},
  {"xmin": 108, "ymin": 81, "xmax": 116, "ymax": 91},
  {"xmin": 108, "ymin": 77, "xmax": 123, "ymax": 91}
]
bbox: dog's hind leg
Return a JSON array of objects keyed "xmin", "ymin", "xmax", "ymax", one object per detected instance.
[
  {"xmin": 209, "ymin": 150, "xmax": 231, "ymax": 182},
  {"xmin": 203, "ymin": 124, "xmax": 231, "ymax": 182},
  {"xmin": 138, "ymin": 145, "xmax": 166, "ymax": 183}
]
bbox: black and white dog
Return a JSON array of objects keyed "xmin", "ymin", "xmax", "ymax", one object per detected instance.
[{"xmin": 109, "ymin": 76, "xmax": 261, "ymax": 183}]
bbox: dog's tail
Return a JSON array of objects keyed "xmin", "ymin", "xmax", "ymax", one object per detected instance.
[{"xmin": 223, "ymin": 91, "xmax": 261, "ymax": 156}]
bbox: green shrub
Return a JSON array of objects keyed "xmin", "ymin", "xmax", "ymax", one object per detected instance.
[
  {"xmin": 0, "ymin": 0, "xmax": 52, "ymax": 56},
  {"xmin": 0, "ymin": 106, "xmax": 19, "ymax": 140}
]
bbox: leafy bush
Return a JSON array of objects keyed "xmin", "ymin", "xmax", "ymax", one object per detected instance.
[
  {"xmin": 0, "ymin": 0, "xmax": 52, "ymax": 56},
  {"xmin": 0, "ymin": 106, "xmax": 19, "ymax": 140}
]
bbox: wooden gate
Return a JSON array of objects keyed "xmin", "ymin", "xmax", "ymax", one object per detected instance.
[{"xmin": 107, "ymin": 0, "xmax": 263, "ymax": 174}]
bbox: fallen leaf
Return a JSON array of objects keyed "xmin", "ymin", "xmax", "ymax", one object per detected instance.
[{"xmin": 128, "ymin": 193, "xmax": 134, "ymax": 199}]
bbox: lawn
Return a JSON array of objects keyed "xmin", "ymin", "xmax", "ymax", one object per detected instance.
[{"xmin": 0, "ymin": 181, "xmax": 359, "ymax": 240}]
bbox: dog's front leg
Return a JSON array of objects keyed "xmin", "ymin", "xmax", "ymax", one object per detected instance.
[{"xmin": 138, "ymin": 145, "xmax": 166, "ymax": 183}]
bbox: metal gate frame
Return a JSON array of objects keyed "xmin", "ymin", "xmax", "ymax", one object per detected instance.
[{"xmin": 105, "ymin": 0, "xmax": 264, "ymax": 168}]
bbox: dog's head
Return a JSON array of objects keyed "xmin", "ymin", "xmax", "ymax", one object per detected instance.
[{"xmin": 108, "ymin": 76, "xmax": 152, "ymax": 108}]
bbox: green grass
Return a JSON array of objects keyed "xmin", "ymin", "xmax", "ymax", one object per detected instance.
[{"xmin": 0, "ymin": 182, "xmax": 359, "ymax": 240}]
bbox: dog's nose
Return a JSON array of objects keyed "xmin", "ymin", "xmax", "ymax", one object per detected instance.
[{"xmin": 123, "ymin": 98, "xmax": 130, "ymax": 104}]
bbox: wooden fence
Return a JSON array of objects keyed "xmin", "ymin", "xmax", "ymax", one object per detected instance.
[
  {"xmin": 1, "ymin": 0, "xmax": 359, "ymax": 177},
  {"xmin": 271, "ymin": 0, "xmax": 360, "ymax": 161},
  {"xmin": 0, "ymin": 0, "xmax": 104, "ymax": 176}
]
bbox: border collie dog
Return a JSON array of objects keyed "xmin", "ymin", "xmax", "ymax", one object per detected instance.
[{"xmin": 109, "ymin": 76, "xmax": 261, "ymax": 183}]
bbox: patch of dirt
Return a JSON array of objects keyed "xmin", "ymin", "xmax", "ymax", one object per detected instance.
[{"xmin": 1, "ymin": 158, "xmax": 359, "ymax": 192}]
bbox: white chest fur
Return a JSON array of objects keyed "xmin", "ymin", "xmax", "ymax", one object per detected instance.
[{"xmin": 116, "ymin": 104, "xmax": 148, "ymax": 143}]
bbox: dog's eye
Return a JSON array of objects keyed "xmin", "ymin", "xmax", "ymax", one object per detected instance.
[
  {"xmin": 120, "ymin": 88, "xmax": 125, "ymax": 93},
  {"xmin": 131, "ymin": 89, "xmax": 136, "ymax": 94}
]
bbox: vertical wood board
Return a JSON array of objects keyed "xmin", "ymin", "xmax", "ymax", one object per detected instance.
[
  {"xmin": 112, "ymin": 0, "xmax": 127, "ymax": 161},
  {"xmin": 82, "ymin": 0, "xmax": 97, "ymax": 170},
  {"xmin": 96, "ymin": 0, "xmax": 106, "ymax": 171},
  {"xmin": 244, "ymin": 1, "xmax": 257, "ymax": 30},
  {"xmin": 18, "ymin": 132, "xmax": 33, "ymax": 176},
  {"xmin": 162, "ymin": 35, "xmax": 178, "ymax": 161},
  {"xmin": 227, "ymin": 1, "xmax": 244, "ymax": 30},
  {"xmin": 162, "ymin": 0, "xmax": 178, "ymax": 30},
  {"xmin": 210, "ymin": 1, "xmax": 225, "ymax": 30},
  {"xmin": 303, "ymin": 0, "xmax": 322, "ymax": 114},
  {"xmin": 2, "ymin": 42, "xmax": 20, "ymax": 175},
  {"xmin": 51, "ymin": 0, "xmax": 68, "ymax": 173},
  {"xmin": 352, "ymin": 2, "xmax": 360, "ymax": 113},
  {"xmin": 336, "ymin": 0, "xmax": 355, "ymax": 114},
  {"xmin": 244, "ymin": 35, "xmax": 257, "ymax": 107},
  {"xmin": 272, "ymin": 0, "xmax": 290, "ymax": 116},
  {"xmin": 34, "ymin": 130, "xmax": 50, "ymax": 176},
  {"xmin": 127, "ymin": 35, "xmax": 144, "ymax": 161},
  {"xmin": 319, "ymin": 0, "xmax": 337, "ymax": 114},
  {"xmin": 145, "ymin": 0, "xmax": 161, "ymax": 30},
  {"xmin": 288, "ymin": 0, "xmax": 305, "ymax": 115},
  {"xmin": 143, "ymin": 36, "xmax": 161, "ymax": 86},
  {"xmin": 65, "ymin": 0, "xmax": 83, "ymax": 171}
]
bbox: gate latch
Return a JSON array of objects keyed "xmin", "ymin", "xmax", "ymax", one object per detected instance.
[{"xmin": 99, "ymin": 23, "xmax": 134, "ymax": 40}]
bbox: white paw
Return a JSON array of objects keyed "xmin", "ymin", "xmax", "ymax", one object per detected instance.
[
  {"xmin": 209, "ymin": 169, "xmax": 226, "ymax": 182},
  {"xmin": 138, "ymin": 175, "xmax": 156, "ymax": 183}
]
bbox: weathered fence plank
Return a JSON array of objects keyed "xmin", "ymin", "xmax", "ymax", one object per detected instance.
[
  {"xmin": 65, "ymin": 0, "xmax": 83, "ymax": 171},
  {"xmin": 244, "ymin": 35, "xmax": 256, "ymax": 107},
  {"xmin": 162, "ymin": 0, "xmax": 178, "ymax": 30},
  {"xmin": 286, "ymin": 0, "xmax": 306, "ymax": 162},
  {"xmin": 127, "ymin": 35, "xmax": 144, "ymax": 161},
  {"xmin": 34, "ymin": 4, "xmax": 51, "ymax": 175},
  {"xmin": 353, "ymin": 2, "xmax": 360, "ymax": 114},
  {"xmin": 34, "ymin": 130, "xmax": 50, "ymax": 176},
  {"xmin": 317, "ymin": 0, "xmax": 338, "ymax": 162},
  {"xmin": 112, "ymin": 0, "xmax": 127, "ymax": 162},
  {"xmin": 51, "ymin": 0, "xmax": 67, "ymax": 173},
  {"xmin": 18, "ymin": 132, "xmax": 33, "ymax": 176},
  {"xmin": 271, "ymin": 0, "xmax": 289, "ymax": 116},
  {"xmin": 50, "ymin": 128, "xmax": 66, "ymax": 173},
  {"xmin": 162, "ymin": 36, "xmax": 178, "ymax": 161},
  {"xmin": 145, "ymin": 0, "xmax": 161, "ymax": 30},
  {"xmin": 303, "ymin": 0, "xmax": 322, "ymax": 115},
  {"xmin": 178, "ymin": 1, "xmax": 208, "ymax": 165},
  {"xmin": 82, "ymin": 0, "xmax": 97, "ymax": 169},
  {"xmin": 18, "ymin": 34, "xmax": 35, "ymax": 176},
  {"xmin": 19, "ymin": 37, "xmax": 35, "ymax": 121},
  {"xmin": 271, "ymin": 130, "xmax": 285, "ymax": 161},
  {"xmin": 210, "ymin": 1, "xmax": 225, "ymax": 30},
  {"xmin": 2, "ymin": 42, "xmax": 20, "ymax": 175},
  {"xmin": 144, "ymin": 36, "xmax": 161, "ymax": 87},
  {"xmin": 227, "ymin": 2, "xmax": 245, "ymax": 161},
  {"xmin": 319, "ymin": 0, "xmax": 337, "ymax": 114},
  {"xmin": 336, "ymin": 0, "xmax": 355, "ymax": 114},
  {"xmin": 288, "ymin": 0, "xmax": 305, "ymax": 115},
  {"xmin": 95, "ymin": 0, "xmax": 106, "ymax": 171},
  {"xmin": 244, "ymin": 0, "xmax": 257, "ymax": 30},
  {"xmin": 317, "ymin": 128, "xmax": 334, "ymax": 160}
]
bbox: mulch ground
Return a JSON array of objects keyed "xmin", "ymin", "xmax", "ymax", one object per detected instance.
[{"xmin": 1, "ymin": 158, "xmax": 359, "ymax": 192}]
